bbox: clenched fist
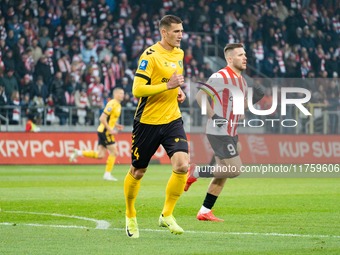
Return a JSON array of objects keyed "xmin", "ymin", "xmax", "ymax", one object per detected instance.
[{"xmin": 166, "ymin": 70, "xmax": 184, "ymax": 90}]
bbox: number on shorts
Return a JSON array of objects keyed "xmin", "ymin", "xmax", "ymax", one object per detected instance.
[
  {"xmin": 134, "ymin": 147, "xmax": 140, "ymax": 160},
  {"xmin": 227, "ymin": 144, "xmax": 236, "ymax": 155}
]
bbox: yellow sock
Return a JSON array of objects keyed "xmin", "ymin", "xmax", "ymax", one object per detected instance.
[
  {"xmin": 162, "ymin": 170, "xmax": 186, "ymax": 217},
  {"xmin": 82, "ymin": 151, "xmax": 98, "ymax": 158},
  {"xmin": 124, "ymin": 171, "xmax": 142, "ymax": 218},
  {"xmin": 105, "ymin": 155, "xmax": 116, "ymax": 173}
]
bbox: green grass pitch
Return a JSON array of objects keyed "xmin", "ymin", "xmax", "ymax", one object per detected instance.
[{"xmin": 1, "ymin": 164, "xmax": 340, "ymax": 254}]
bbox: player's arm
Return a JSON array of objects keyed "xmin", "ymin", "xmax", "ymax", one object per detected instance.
[
  {"xmin": 243, "ymin": 76, "xmax": 264, "ymax": 110},
  {"xmin": 177, "ymin": 87, "xmax": 186, "ymax": 103},
  {"xmin": 99, "ymin": 112, "xmax": 117, "ymax": 135},
  {"xmin": 252, "ymin": 86, "xmax": 264, "ymax": 104},
  {"xmin": 116, "ymin": 123, "xmax": 124, "ymax": 131},
  {"xmin": 132, "ymin": 51, "xmax": 183, "ymax": 98},
  {"xmin": 132, "ymin": 75, "xmax": 167, "ymax": 98},
  {"xmin": 243, "ymin": 86, "xmax": 264, "ymax": 111},
  {"xmin": 244, "ymin": 99, "xmax": 249, "ymax": 110},
  {"xmin": 133, "ymin": 70, "xmax": 184, "ymax": 98},
  {"xmin": 251, "ymin": 86, "xmax": 264, "ymax": 106}
]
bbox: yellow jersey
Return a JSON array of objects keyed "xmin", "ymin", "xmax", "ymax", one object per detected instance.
[
  {"xmin": 97, "ymin": 99, "xmax": 121, "ymax": 135},
  {"xmin": 133, "ymin": 42, "xmax": 184, "ymax": 125}
]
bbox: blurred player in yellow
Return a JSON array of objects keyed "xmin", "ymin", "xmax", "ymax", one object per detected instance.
[
  {"xmin": 124, "ymin": 15, "xmax": 188, "ymax": 238},
  {"xmin": 69, "ymin": 87, "xmax": 125, "ymax": 181}
]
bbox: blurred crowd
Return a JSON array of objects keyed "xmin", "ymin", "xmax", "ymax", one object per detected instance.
[{"xmin": 0, "ymin": 0, "xmax": 339, "ymax": 128}]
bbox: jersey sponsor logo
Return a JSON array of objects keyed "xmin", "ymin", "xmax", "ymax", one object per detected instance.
[
  {"xmin": 139, "ymin": 60, "xmax": 148, "ymax": 71},
  {"xmin": 175, "ymin": 138, "xmax": 187, "ymax": 143},
  {"xmin": 146, "ymin": 48, "xmax": 155, "ymax": 55},
  {"xmin": 107, "ymin": 107, "xmax": 112, "ymax": 112},
  {"xmin": 161, "ymin": 77, "xmax": 170, "ymax": 83},
  {"xmin": 170, "ymin": 62, "xmax": 176, "ymax": 68},
  {"xmin": 178, "ymin": 60, "xmax": 183, "ymax": 68}
]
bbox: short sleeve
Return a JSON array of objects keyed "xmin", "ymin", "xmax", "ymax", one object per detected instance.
[
  {"xmin": 206, "ymin": 72, "xmax": 223, "ymax": 88},
  {"xmin": 135, "ymin": 53, "xmax": 154, "ymax": 83},
  {"xmin": 103, "ymin": 101, "xmax": 116, "ymax": 115}
]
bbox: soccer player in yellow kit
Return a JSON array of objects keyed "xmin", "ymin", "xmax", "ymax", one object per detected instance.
[
  {"xmin": 69, "ymin": 88, "xmax": 125, "ymax": 181},
  {"xmin": 124, "ymin": 15, "xmax": 188, "ymax": 238}
]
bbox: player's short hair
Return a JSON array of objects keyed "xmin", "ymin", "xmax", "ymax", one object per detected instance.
[
  {"xmin": 224, "ymin": 43, "xmax": 244, "ymax": 58},
  {"xmin": 159, "ymin": 15, "xmax": 182, "ymax": 31},
  {"xmin": 113, "ymin": 87, "xmax": 124, "ymax": 94}
]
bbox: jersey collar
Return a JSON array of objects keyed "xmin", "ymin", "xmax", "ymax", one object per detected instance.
[
  {"xmin": 225, "ymin": 66, "xmax": 241, "ymax": 78},
  {"xmin": 156, "ymin": 41, "xmax": 178, "ymax": 53}
]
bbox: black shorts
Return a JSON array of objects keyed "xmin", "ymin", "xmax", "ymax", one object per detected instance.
[
  {"xmin": 131, "ymin": 118, "xmax": 188, "ymax": 168},
  {"xmin": 207, "ymin": 134, "xmax": 239, "ymax": 160},
  {"xmin": 98, "ymin": 132, "xmax": 115, "ymax": 147}
]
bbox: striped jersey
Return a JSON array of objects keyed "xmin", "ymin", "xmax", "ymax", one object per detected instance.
[{"xmin": 205, "ymin": 66, "xmax": 248, "ymax": 137}]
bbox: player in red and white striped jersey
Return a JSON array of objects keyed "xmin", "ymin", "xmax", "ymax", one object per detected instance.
[
  {"xmin": 185, "ymin": 43, "xmax": 264, "ymax": 221},
  {"xmin": 204, "ymin": 65, "xmax": 248, "ymax": 137}
]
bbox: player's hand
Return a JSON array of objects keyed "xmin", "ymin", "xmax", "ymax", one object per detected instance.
[
  {"xmin": 116, "ymin": 124, "xmax": 124, "ymax": 131},
  {"xmin": 109, "ymin": 129, "xmax": 118, "ymax": 135},
  {"xmin": 252, "ymin": 86, "xmax": 264, "ymax": 104},
  {"xmin": 167, "ymin": 70, "xmax": 184, "ymax": 90},
  {"xmin": 177, "ymin": 87, "xmax": 186, "ymax": 103},
  {"xmin": 212, "ymin": 114, "xmax": 227, "ymax": 128}
]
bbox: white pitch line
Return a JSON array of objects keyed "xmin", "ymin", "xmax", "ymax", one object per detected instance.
[
  {"xmin": 0, "ymin": 223, "xmax": 14, "ymax": 226},
  {"xmin": 139, "ymin": 228, "xmax": 340, "ymax": 238},
  {"xmin": 3, "ymin": 211, "xmax": 110, "ymax": 229},
  {"xmin": 0, "ymin": 223, "xmax": 88, "ymax": 229},
  {"xmin": 1, "ymin": 223, "xmax": 340, "ymax": 239}
]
